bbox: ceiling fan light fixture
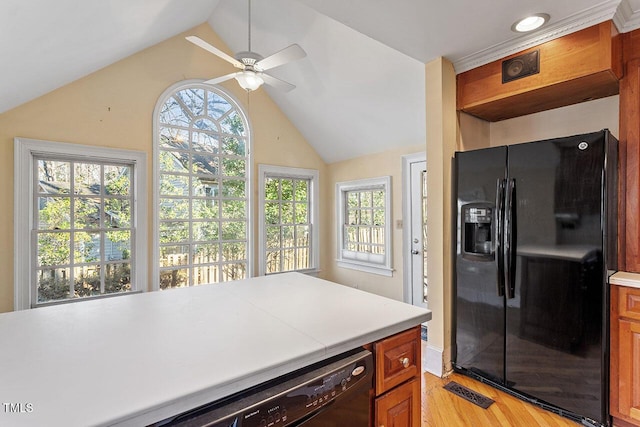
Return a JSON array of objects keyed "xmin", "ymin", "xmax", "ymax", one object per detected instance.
[
  {"xmin": 235, "ymin": 70, "xmax": 264, "ymax": 91},
  {"xmin": 511, "ymin": 13, "xmax": 550, "ymax": 33},
  {"xmin": 186, "ymin": 0, "xmax": 305, "ymax": 92}
]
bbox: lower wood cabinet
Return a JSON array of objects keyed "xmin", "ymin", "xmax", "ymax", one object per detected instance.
[
  {"xmin": 372, "ymin": 326, "xmax": 421, "ymax": 427},
  {"xmin": 375, "ymin": 378, "xmax": 420, "ymax": 427},
  {"xmin": 611, "ymin": 285, "xmax": 640, "ymax": 426}
]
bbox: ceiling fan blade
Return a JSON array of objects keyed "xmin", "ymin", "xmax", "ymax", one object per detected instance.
[
  {"xmin": 261, "ymin": 73, "xmax": 296, "ymax": 92},
  {"xmin": 203, "ymin": 72, "xmax": 239, "ymax": 85},
  {"xmin": 186, "ymin": 36, "xmax": 244, "ymax": 69},
  {"xmin": 255, "ymin": 44, "xmax": 306, "ymax": 71}
]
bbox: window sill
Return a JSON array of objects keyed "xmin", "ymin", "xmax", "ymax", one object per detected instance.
[
  {"xmin": 265, "ymin": 268, "xmax": 320, "ymax": 277},
  {"xmin": 33, "ymin": 290, "xmax": 144, "ymax": 309},
  {"xmin": 336, "ymin": 260, "xmax": 394, "ymax": 277}
]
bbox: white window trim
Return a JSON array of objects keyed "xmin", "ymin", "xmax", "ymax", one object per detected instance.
[
  {"xmin": 336, "ymin": 176, "xmax": 393, "ymax": 276},
  {"xmin": 151, "ymin": 80, "xmax": 253, "ymax": 289},
  {"xmin": 258, "ymin": 164, "xmax": 320, "ymax": 276},
  {"xmin": 14, "ymin": 137, "xmax": 148, "ymax": 310}
]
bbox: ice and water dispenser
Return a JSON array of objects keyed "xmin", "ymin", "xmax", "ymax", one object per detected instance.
[{"xmin": 461, "ymin": 203, "xmax": 494, "ymax": 261}]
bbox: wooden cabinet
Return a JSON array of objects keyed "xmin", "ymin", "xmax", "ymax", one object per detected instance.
[
  {"xmin": 375, "ymin": 378, "xmax": 420, "ymax": 427},
  {"xmin": 457, "ymin": 21, "xmax": 622, "ymax": 122},
  {"xmin": 611, "ymin": 285, "xmax": 640, "ymax": 426},
  {"xmin": 373, "ymin": 326, "xmax": 421, "ymax": 427},
  {"xmin": 619, "ymin": 31, "xmax": 640, "ymax": 275}
]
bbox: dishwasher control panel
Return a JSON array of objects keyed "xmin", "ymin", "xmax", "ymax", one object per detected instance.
[{"xmin": 151, "ymin": 349, "xmax": 373, "ymax": 427}]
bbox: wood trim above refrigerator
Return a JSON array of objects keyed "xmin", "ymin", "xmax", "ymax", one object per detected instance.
[{"xmin": 457, "ymin": 21, "xmax": 622, "ymax": 122}]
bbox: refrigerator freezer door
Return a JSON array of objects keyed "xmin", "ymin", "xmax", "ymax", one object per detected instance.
[
  {"xmin": 453, "ymin": 146, "xmax": 507, "ymax": 384},
  {"xmin": 505, "ymin": 131, "xmax": 607, "ymax": 423}
]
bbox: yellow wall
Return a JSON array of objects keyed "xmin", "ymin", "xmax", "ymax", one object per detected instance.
[
  {"xmin": 0, "ymin": 23, "xmax": 327, "ymax": 313},
  {"xmin": 425, "ymin": 57, "xmax": 458, "ymax": 374},
  {"xmin": 324, "ymin": 144, "xmax": 425, "ymax": 300}
]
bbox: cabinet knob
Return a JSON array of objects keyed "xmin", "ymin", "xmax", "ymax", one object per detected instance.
[{"xmin": 400, "ymin": 357, "xmax": 410, "ymax": 368}]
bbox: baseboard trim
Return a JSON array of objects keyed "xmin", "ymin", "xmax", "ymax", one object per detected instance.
[{"xmin": 423, "ymin": 344, "xmax": 443, "ymax": 377}]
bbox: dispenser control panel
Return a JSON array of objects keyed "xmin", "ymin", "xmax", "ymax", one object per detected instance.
[
  {"xmin": 465, "ymin": 207, "xmax": 492, "ymax": 224},
  {"xmin": 461, "ymin": 203, "xmax": 494, "ymax": 261}
]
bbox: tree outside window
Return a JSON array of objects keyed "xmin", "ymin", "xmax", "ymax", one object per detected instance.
[
  {"xmin": 258, "ymin": 165, "xmax": 319, "ymax": 275},
  {"xmin": 156, "ymin": 83, "xmax": 250, "ymax": 288},
  {"xmin": 34, "ymin": 158, "xmax": 135, "ymax": 305},
  {"xmin": 336, "ymin": 176, "xmax": 393, "ymax": 276}
]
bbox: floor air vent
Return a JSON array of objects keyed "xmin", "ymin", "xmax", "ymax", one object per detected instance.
[{"xmin": 443, "ymin": 381, "xmax": 494, "ymax": 409}]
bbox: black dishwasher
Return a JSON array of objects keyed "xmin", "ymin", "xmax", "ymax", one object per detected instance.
[{"xmin": 150, "ymin": 348, "xmax": 373, "ymax": 427}]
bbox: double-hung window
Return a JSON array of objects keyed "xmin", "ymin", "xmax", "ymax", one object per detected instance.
[
  {"xmin": 14, "ymin": 138, "xmax": 148, "ymax": 309},
  {"xmin": 336, "ymin": 176, "xmax": 392, "ymax": 276},
  {"xmin": 258, "ymin": 165, "xmax": 319, "ymax": 275}
]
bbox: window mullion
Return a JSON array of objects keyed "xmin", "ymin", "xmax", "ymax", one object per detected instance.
[
  {"xmin": 69, "ymin": 162, "xmax": 76, "ymax": 298},
  {"xmin": 99, "ymin": 164, "xmax": 105, "ymax": 295},
  {"xmin": 31, "ymin": 161, "xmax": 39, "ymax": 308},
  {"xmin": 291, "ymin": 193, "xmax": 296, "ymax": 271}
]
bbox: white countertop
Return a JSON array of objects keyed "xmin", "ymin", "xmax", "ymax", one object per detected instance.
[
  {"xmin": 0, "ymin": 273, "xmax": 431, "ymax": 426},
  {"xmin": 610, "ymin": 271, "xmax": 640, "ymax": 289}
]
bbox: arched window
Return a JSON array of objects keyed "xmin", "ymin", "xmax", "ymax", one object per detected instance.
[{"xmin": 153, "ymin": 81, "xmax": 251, "ymax": 289}]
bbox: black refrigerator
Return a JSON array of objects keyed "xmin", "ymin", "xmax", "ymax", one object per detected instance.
[{"xmin": 452, "ymin": 129, "xmax": 617, "ymax": 426}]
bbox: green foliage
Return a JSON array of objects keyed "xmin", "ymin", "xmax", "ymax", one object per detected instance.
[
  {"xmin": 38, "ymin": 233, "xmax": 70, "ymax": 266},
  {"xmin": 39, "ymin": 197, "xmax": 71, "ymax": 229},
  {"xmin": 74, "ymin": 264, "xmax": 131, "ymax": 296},
  {"xmin": 36, "ymin": 159, "xmax": 133, "ymax": 303},
  {"xmin": 159, "ymin": 269, "xmax": 188, "ymax": 290},
  {"xmin": 263, "ymin": 177, "xmax": 312, "ymax": 274},
  {"xmin": 105, "ymin": 166, "xmax": 130, "ymax": 195},
  {"xmin": 221, "ymin": 112, "xmax": 245, "ymax": 138},
  {"xmin": 157, "ymin": 87, "xmax": 250, "ymax": 286},
  {"xmin": 37, "ymin": 271, "xmax": 70, "ymax": 302},
  {"xmin": 37, "ymin": 263, "xmax": 131, "ymax": 302}
]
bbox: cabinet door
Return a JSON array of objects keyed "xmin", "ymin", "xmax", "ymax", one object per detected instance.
[
  {"xmin": 619, "ymin": 287, "xmax": 640, "ymax": 321},
  {"xmin": 617, "ymin": 319, "xmax": 640, "ymax": 423},
  {"xmin": 374, "ymin": 327, "xmax": 420, "ymax": 395},
  {"xmin": 375, "ymin": 378, "xmax": 420, "ymax": 427}
]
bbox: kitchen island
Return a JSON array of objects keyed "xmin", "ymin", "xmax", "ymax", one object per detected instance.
[{"xmin": 0, "ymin": 273, "xmax": 431, "ymax": 426}]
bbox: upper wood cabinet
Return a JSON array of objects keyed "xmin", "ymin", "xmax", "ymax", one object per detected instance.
[{"xmin": 457, "ymin": 21, "xmax": 622, "ymax": 122}]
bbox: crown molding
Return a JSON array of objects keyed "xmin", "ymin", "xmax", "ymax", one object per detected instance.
[
  {"xmin": 453, "ymin": 0, "xmax": 622, "ymax": 74},
  {"xmin": 613, "ymin": 0, "xmax": 640, "ymax": 32}
]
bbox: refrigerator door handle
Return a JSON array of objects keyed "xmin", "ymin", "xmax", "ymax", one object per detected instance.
[
  {"xmin": 504, "ymin": 178, "xmax": 516, "ymax": 299},
  {"xmin": 495, "ymin": 179, "xmax": 506, "ymax": 297}
]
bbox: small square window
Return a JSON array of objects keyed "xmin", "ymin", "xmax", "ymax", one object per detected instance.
[{"xmin": 336, "ymin": 177, "xmax": 393, "ymax": 276}]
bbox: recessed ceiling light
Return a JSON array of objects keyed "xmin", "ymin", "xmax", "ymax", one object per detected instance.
[{"xmin": 511, "ymin": 13, "xmax": 550, "ymax": 33}]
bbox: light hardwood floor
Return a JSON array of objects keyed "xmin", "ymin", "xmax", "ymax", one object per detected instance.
[{"xmin": 422, "ymin": 372, "xmax": 581, "ymax": 426}]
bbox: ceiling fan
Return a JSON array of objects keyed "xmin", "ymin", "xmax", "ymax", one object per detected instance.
[{"xmin": 186, "ymin": 0, "xmax": 306, "ymax": 92}]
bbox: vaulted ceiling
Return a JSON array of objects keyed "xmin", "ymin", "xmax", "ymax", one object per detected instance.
[{"xmin": 2, "ymin": 0, "xmax": 639, "ymax": 162}]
